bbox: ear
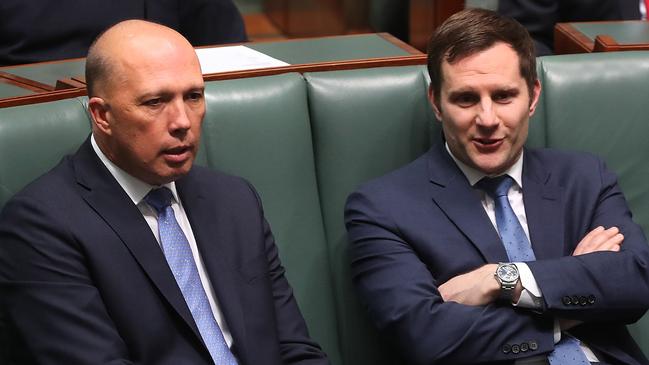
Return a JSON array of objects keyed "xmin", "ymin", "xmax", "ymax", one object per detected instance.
[
  {"xmin": 88, "ymin": 97, "xmax": 112, "ymax": 135},
  {"xmin": 528, "ymin": 79, "xmax": 542, "ymax": 116},
  {"xmin": 428, "ymin": 86, "xmax": 443, "ymax": 121}
]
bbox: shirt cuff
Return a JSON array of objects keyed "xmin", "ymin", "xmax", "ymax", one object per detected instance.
[{"xmin": 512, "ymin": 262, "xmax": 544, "ymax": 309}]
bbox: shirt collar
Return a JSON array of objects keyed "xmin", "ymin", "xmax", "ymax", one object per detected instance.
[
  {"xmin": 91, "ymin": 134, "xmax": 180, "ymax": 205},
  {"xmin": 444, "ymin": 142, "xmax": 524, "ymax": 189}
]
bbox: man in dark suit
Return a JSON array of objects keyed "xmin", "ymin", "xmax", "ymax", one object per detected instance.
[
  {"xmin": 0, "ymin": 0, "xmax": 247, "ymax": 65},
  {"xmin": 0, "ymin": 20, "xmax": 328, "ymax": 365},
  {"xmin": 345, "ymin": 8, "xmax": 649, "ymax": 365},
  {"xmin": 498, "ymin": 0, "xmax": 641, "ymax": 56}
]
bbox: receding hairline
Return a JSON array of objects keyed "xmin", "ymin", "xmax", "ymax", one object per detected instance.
[{"xmin": 85, "ymin": 20, "xmax": 195, "ymax": 98}]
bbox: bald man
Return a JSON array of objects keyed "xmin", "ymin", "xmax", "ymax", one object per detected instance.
[{"xmin": 0, "ymin": 21, "xmax": 329, "ymax": 365}]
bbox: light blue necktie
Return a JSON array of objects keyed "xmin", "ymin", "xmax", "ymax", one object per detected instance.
[
  {"xmin": 145, "ymin": 187, "xmax": 237, "ymax": 365},
  {"xmin": 478, "ymin": 176, "xmax": 589, "ymax": 365},
  {"xmin": 478, "ymin": 175, "xmax": 535, "ymax": 262}
]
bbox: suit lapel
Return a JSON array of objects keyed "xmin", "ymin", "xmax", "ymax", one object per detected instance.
[
  {"xmin": 427, "ymin": 143, "xmax": 509, "ymax": 263},
  {"xmin": 521, "ymin": 151, "xmax": 565, "ymax": 260},
  {"xmin": 72, "ymin": 139, "xmax": 202, "ymax": 340},
  {"xmin": 176, "ymin": 175, "xmax": 247, "ymax": 357}
]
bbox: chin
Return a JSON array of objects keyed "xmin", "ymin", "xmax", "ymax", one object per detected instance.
[{"xmin": 473, "ymin": 158, "xmax": 509, "ymax": 176}]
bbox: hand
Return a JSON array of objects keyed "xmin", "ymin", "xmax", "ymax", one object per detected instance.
[
  {"xmin": 573, "ymin": 226, "xmax": 623, "ymax": 256},
  {"xmin": 438, "ymin": 264, "xmax": 504, "ymax": 306}
]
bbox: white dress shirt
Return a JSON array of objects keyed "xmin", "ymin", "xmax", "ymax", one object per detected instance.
[
  {"xmin": 445, "ymin": 144, "xmax": 598, "ymax": 363},
  {"xmin": 91, "ymin": 135, "xmax": 234, "ymax": 347}
]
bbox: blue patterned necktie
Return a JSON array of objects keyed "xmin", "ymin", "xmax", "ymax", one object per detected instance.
[
  {"xmin": 145, "ymin": 187, "xmax": 237, "ymax": 365},
  {"xmin": 478, "ymin": 176, "xmax": 589, "ymax": 365},
  {"xmin": 477, "ymin": 175, "xmax": 534, "ymax": 262}
]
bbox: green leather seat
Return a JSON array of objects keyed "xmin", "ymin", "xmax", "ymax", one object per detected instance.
[
  {"xmin": 198, "ymin": 73, "xmax": 342, "ymax": 364},
  {"xmin": 305, "ymin": 65, "xmax": 435, "ymax": 365},
  {"xmin": 0, "ymin": 98, "xmax": 90, "ymax": 206}
]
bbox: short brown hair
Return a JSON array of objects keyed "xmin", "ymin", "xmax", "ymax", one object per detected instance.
[{"xmin": 427, "ymin": 8, "xmax": 537, "ymax": 101}]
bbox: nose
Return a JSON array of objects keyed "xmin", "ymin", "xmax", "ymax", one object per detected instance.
[
  {"xmin": 168, "ymin": 98, "xmax": 192, "ymax": 132},
  {"xmin": 475, "ymin": 99, "xmax": 498, "ymax": 128}
]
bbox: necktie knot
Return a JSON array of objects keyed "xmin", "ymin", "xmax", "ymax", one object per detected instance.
[
  {"xmin": 145, "ymin": 187, "xmax": 174, "ymax": 214},
  {"xmin": 477, "ymin": 175, "xmax": 514, "ymax": 198}
]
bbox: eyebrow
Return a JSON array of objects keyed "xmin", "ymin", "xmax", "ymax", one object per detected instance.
[{"xmin": 447, "ymin": 86, "xmax": 520, "ymax": 98}]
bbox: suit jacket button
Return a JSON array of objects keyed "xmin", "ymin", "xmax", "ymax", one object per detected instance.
[
  {"xmin": 529, "ymin": 341, "xmax": 538, "ymax": 351},
  {"xmin": 588, "ymin": 295, "xmax": 596, "ymax": 305},
  {"xmin": 511, "ymin": 344, "xmax": 520, "ymax": 354},
  {"xmin": 579, "ymin": 296, "xmax": 588, "ymax": 306},
  {"xmin": 503, "ymin": 344, "xmax": 511, "ymax": 354},
  {"xmin": 562, "ymin": 296, "xmax": 572, "ymax": 305},
  {"xmin": 571, "ymin": 295, "xmax": 580, "ymax": 305},
  {"xmin": 520, "ymin": 342, "xmax": 529, "ymax": 352}
]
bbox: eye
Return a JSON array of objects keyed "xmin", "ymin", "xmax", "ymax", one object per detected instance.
[
  {"xmin": 451, "ymin": 92, "xmax": 479, "ymax": 107},
  {"xmin": 186, "ymin": 91, "xmax": 204, "ymax": 102},
  {"xmin": 143, "ymin": 98, "xmax": 162, "ymax": 107},
  {"xmin": 492, "ymin": 90, "xmax": 518, "ymax": 104}
]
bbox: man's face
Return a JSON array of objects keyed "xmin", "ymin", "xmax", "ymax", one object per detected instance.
[
  {"xmin": 98, "ymin": 41, "xmax": 205, "ymax": 185},
  {"xmin": 430, "ymin": 42, "xmax": 540, "ymax": 175}
]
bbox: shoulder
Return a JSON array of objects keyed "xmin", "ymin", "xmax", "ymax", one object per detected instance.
[
  {"xmin": 2, "ymin": 155, "xmax": 77, "ymax": 209},
  {"xmin": 354, "ymin": 151, "xmax": 430, "ymax": 198},
  {"xmin": 183, "ymin": 165, "xmax": 262, "ymax": 204},
  {"xmin": 526, "ymin": 148, "xmax": 604, "ymax": 175},
  {"xmin": 525, "ymin": 148, "xmax": 612, "ymax": 191},
  {"xmin": 186, "ymin": 165, "xmax": 253, "ymax": 190}
]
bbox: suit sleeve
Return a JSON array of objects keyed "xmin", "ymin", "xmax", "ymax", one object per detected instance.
[
  {"xmin": 345, "ymin": 190, "xmax": 555, "ymax": 365},
  {"xmin": 527, "ymin": 157, "xmax": 649, "ymax": 323},
  {"xmin": 245, "ymin": 182, "xmax": 330, "ymax": 365},
  {"xmin": 0, "ymin": 195, "xmax": 134, "ymax": 365}
]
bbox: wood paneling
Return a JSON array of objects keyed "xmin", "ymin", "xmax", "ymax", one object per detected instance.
[{"xmin": 409, "ymin": 0, "xmax": 464, "ymax": 52}]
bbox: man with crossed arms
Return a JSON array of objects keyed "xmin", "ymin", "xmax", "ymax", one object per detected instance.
[{"xmin": 346, "ymin": 8, "xmax": 649, "ymax": 365}]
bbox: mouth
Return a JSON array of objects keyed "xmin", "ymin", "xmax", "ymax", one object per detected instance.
[
  {"xmin": 162, "ymin": 145, "xmax": 194, "ymax": 164},
  {"xmin": 472, "ymin": 137, "xmax": 503, "ymax": 150}
]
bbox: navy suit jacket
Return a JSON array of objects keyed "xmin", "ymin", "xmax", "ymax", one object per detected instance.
[
  {"xmin": 0, "ymin": 138, "xmax": 328, "ymax": 365},
  {"xmin": 498, "ymin": 0, "xmax": 640, "ymax": 56},
  {"xmin": 345, "ymin": 141, "xmax": 649, "ymax": 365}
]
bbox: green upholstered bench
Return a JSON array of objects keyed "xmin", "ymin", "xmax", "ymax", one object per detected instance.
[{"xmin": 1, "ymin": 51, "xmax": 649, "ymax": 364}]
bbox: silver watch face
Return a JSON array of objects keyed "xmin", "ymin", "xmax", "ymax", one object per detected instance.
[{"xmin": 497, "ymin": 264, "xmax": 519, "ymax": 283}]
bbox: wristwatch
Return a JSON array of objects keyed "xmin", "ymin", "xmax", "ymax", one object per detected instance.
[{"xmin": 495, "ymin": 263, "xmax": 519, "ymax": 303}]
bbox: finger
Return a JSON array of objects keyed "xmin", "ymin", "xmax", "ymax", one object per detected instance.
[
  {"xmin": 574, "ymin": 231, "xmax": 623, "ymax": 255},
  {"xmin": 580, "ymin": 226, "xmax": 605, "ymax": 245},
  {"xmin": 574, "ymin": 227, "xmax": 619, "ymax": 255},
  {"xmin": 588, "ymin": 227, "xmax": 620, "ymax": 248},
  {"xmin": 574, "ymin": 226, "xmax": 603, "ymax": 255}
]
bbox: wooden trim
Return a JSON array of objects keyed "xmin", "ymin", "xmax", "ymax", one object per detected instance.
[
  {"xmin": 0, "ymin": 88, "xmax": 86, "ymax": 108},
  {"xmin": 554, "ymin": 23, "xmax": 594, "ymax": 54},
  {"xmin": 409, "ymin": 0, "xmax": 464, "ymax": 52},
  {"xmin": 0, "ymin": 71, "xmax": 53, "ymax": 91},
  {"xmin": 202, "ymin": 54, "xmax": 427, "ymax": 81},
  {"xmin": 377, "ymin": 33, "xmax": 423, "ymax": 55},
  {"xmin": 593, "ymin": 35, "xmax": 619, "ymax": 52},
  {"xmin": 593, "ymin": 34, "xmax": 649, "ymax": 52},
  {"xmin": 1, "ymin": 38, "xmax": 427, "ymax": 109},
  {"xmin": 0, "ymin": 56, "xmax": 85, "ymax": 71},
  {"xmin": 0, "ymin": 75, "xmax": 46, "ymax": 93},
  {"xmin": 56, "ymin": 77, "xmax": 86, "ymax": 90}
]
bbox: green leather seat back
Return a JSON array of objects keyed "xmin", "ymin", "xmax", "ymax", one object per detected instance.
[
  {"xmin": 198, "ymin": 73, "xmax": 342, "ymax": 365},
  {"xmin": 0, "ymin": 98, "xmax": 90, "ymax": 207},
  {"xmin": 537, "ymin": 51, "xmax": 649, "ymax": 352},
  {"xmin": 526, "ymin": 59, "xmax": 548, "ymax": 149},
  {"xmin": 305, "ymin": 66, "xmax": 435, "ymax": 365}
]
